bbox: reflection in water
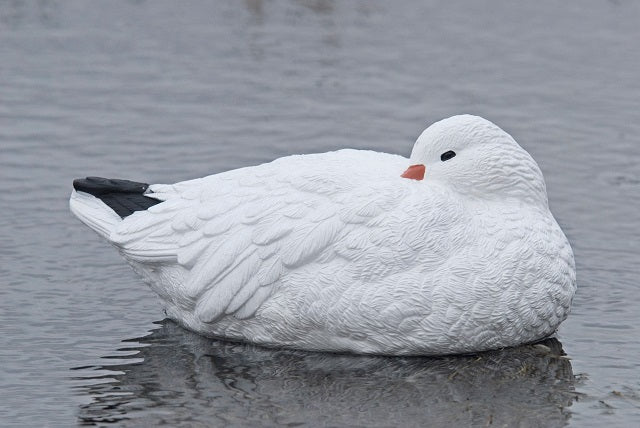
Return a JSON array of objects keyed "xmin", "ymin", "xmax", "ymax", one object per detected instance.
[
  {"xmin": 73, "ymin": 320, "xmax": 577, "ymax": 427},
  {"xmin": 0, "ymin": 0, "xmax": 59, "ymax": 28}
]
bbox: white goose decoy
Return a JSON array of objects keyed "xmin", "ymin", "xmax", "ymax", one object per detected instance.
[{"xmin": 70, "ymin": 115, "xmax": 576, "ymax": 356}]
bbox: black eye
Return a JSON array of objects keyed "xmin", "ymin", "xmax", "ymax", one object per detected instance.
[{"xmin": 440, "ymin": 150, "xmax": 456, "ymax": 162}]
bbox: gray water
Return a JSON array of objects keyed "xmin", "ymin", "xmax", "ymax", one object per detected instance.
[{"xmin": 1, "ymin": 1, "xmax": 639, "ymax": 426}]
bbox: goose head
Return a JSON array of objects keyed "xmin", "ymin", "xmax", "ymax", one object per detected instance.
[{"xmin": 402, "ymin": 115, "xmax": 548, "ymax": 207}]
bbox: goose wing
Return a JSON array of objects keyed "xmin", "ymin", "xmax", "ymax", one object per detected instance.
[{"xmin": 109, "ymin": 150, "xmax": 437, "ymax": 322}]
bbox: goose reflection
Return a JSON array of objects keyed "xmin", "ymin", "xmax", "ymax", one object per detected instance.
[{"xmin": 74, "ymin": 320, "xmax": 577, "ymax": 426}]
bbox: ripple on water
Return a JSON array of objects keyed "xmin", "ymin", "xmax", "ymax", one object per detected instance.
[
  {"xmin": 72, "ymin": 320, "xmax": 578, "ymax": 427},
  {"xmin": 2, "ymin": 0, "xmax": 640, "ymax": 426}
]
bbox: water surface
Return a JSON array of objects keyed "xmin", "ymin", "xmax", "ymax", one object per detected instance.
[{"xmin": 1, "ymin": 0, "xmax": 639, "ymax": 426}]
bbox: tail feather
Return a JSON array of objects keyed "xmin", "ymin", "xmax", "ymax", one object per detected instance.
[
  {"xmin": 72, "ymin": 177, "xmax": 161, "ymax": 218},
  {"xmin": 70, "ymin": 190, "xmax": 122, "ymax": 239}
]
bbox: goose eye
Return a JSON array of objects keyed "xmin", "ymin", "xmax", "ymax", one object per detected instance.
[{"xmin": 440, "ymin": 150, "xmax": 456, "ymax": 162}]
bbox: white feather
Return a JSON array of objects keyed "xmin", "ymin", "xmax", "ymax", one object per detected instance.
[{"xmin": 69, "ymin": 115, "xmax": 576, "ymax": 356}]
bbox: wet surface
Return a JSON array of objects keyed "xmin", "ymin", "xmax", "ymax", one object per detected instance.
[
  {"xmin": 74, "ymin": 321, "xmax": 576, "ymax": 427},
  {"xmin": 1, "ymin": 0, "xmax": 639, "ymax": 426}
]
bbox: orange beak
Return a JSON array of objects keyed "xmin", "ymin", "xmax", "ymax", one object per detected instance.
[{"xmin": 401, "ymin": 164, "xmax": 425, "ymax": 180}]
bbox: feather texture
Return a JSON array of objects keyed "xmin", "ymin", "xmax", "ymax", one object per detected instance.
[{"xmin": 70, "ymin": 115, "xmax": 576, "ymax": 356}]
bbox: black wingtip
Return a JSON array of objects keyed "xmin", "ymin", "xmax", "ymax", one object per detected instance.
[
  {"xmin": 73, "ymin": 176, "xmax": 161, "ymax": 218},
  {"xmin": 73, "ymin": 176, "xmax": 150, "ymax": 197}
]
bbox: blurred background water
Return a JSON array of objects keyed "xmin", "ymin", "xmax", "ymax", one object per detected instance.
[{"xmin": 1, "ymin": 0, "xmax": 639, "ymax": 426}]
